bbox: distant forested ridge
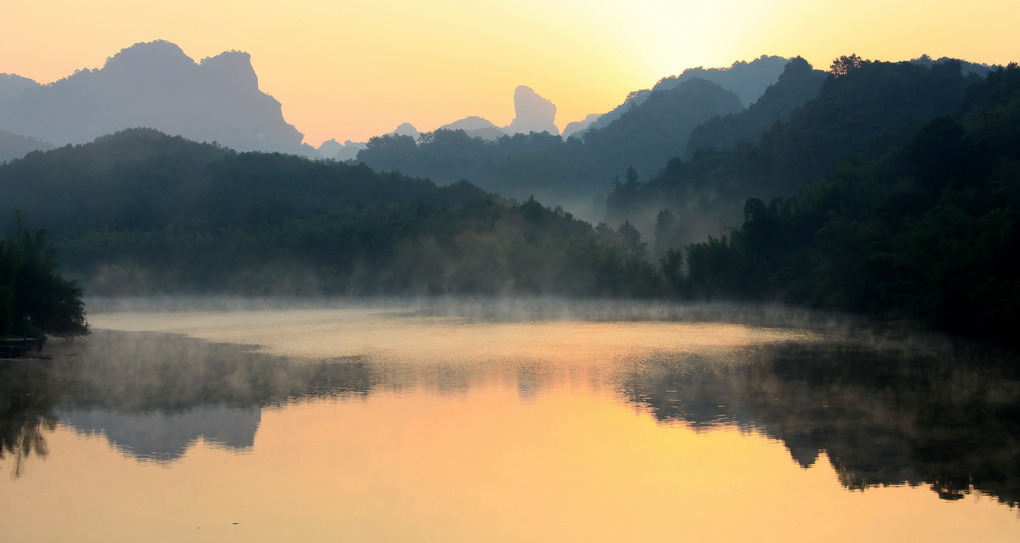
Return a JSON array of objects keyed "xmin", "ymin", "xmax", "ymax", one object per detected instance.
[
  {"xmin": 0, "ymin": 129, "xmax": 661, "ymax": 296},
  {"xmin": 672, "ymin": 61, "xmax": 1020, "ymax": 344},
  {"xmin": 607, "ymin": 57, "xmax": 986, "ymax": 247},
  {"xmin": 357, "ymin": 77, "xmax": 749, "ymax": 205},
  {"xmin": 1, "ymin": 54, "xmax": 1017, "ymax": 347}
]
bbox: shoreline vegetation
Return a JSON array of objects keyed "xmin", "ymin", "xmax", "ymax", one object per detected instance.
[
  {"xmin": 0, "ymin": 58, "xmax": 1017, "ymax": 348},
  {"xmin": 0, "ymin": 217, "xmax": 88, "ymax": 344}
]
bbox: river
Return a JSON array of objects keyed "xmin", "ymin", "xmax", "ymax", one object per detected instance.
[{"xmin": 1, "ymin": 298, "xmax": 1017, "ymax": 541}]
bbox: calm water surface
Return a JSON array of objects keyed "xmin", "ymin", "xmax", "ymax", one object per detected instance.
[{"xmin": 1, "ymin": 300, "xmax": 1018, "ymax": 542}]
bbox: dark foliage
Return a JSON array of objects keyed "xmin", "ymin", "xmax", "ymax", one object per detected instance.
[
  {"xmin": 678, "ymin": 63, "xmax": 1020, "ymax": 345},
  {"xmin": 0, "ymin": 217, "xmax": 87, "ymax": 338},
  {"xmin": 0, "ymin": 129, "xmax": 663, "ymax": 297},
  {"xmin": 610, "ymin": 57, "xmax": 985, "ymax": 248},
  {"xmin": 357, "ymin": 78, "xmax": 743, "ymax": 203}
]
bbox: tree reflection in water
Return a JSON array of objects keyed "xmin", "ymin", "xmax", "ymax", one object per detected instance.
[
  {"xmin": 2, "ymin": 325, "xmax": 1019, "ymax": 511},
  {"xmin": 1, "ymin": 330, "xmax": 377, "ymax": 472},
  {"xmin": 618, "ymin": 340, "xmax": 1020, "ymax": 507},
  {"xmin": 0, "ymin": 355, "xmax": 78, "ymax": 477}
]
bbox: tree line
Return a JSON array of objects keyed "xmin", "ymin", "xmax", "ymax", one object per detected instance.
[{"xmin": 1, "ymin": 57, "xmax": 1017, "ymax": 347}]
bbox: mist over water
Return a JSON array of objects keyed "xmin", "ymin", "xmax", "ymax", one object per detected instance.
[{"xmin": 3, "ymin": 297, "xmax": 1018, "ymax": 542}]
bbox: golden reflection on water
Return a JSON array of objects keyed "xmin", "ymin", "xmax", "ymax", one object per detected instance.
[
  {"xmin": 1, "ymin": 305, "xmax": 1017, "ymax": 542},
  {"xmin": 88, "ymin": 307, "xmax": 818, "ymax": 363}
]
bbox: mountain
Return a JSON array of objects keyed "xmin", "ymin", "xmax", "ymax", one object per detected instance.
[
  {"xmin": 574, "ymin": 55, "xmax": 792, "ymax": 137},
  {"xmin": 653, "ymin": 55, "xmax": 792, "ymax": 106},
  {"xmin": 356, "ymin": 77, "xmax": 742, "ymax": 206},
  {"xmin": 607, "ymin": 58, "xmax": 986, "ymax": 253},
  {"xmin": 440, "ymin": 116, "xmax": 505, "ymax": 140},
  {"xmin": 505, "ymin": 86, "xmax": 558, "ymax": 135},
  {"xmin": 318, "ymin": 138, "xmax": 368, "ymax": 161},
  {"xmin": 0, "ymin": 73, "xmax": 40, "ymax": 105},
  {"xmin": 433, "ymin": 86, "xmax": 560, "ymax": 139},
  {"xmin": 324, "ymin": 84, "xmax": 561, "ymax": 163},
  {"xmin": 0, "ymin": 40, "xmax": 311, "ymax": 156},
  {"xmin": 578, "ymin": 78, "xmax": 743, "ymax": 177},
  {"xmin": 676, "ymin": 62, "xmax": 1020, "ymax": 344},
  {"xmin": 390, "ymin": 122, "xmax": 421, "ymax": 138},
  {"xmin": 562, "ymin": 113, "xmax": 601, "ymax": 138},
  {"xmin": 0, "ymin": 128, "xmax": 54, "ymax": 162},
  {"xmin": 0, "ymin": 127, "xmax": 489, "ymax": 234},
  {"xmin": 0, "ymin": 128, "xmax": 666, "ymax": 297},
  {"xmin": 684, "ymin": 57, "xmax": 827, "ymax": 157}
]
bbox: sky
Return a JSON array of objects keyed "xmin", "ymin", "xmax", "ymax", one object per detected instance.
[{"xmin": 2, "ymin": 0, "xmax": 1018, "ymax": 147}]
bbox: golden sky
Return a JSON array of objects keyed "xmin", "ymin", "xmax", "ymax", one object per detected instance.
[{"xmin": 2, "ymin": 0, "xmax": 1018, "ymax": 146}]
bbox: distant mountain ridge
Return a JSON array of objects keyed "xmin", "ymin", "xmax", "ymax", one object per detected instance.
[
  {"xmin": 572, "ymin": 55, "xmax": 792, "ymax": 138},
  {"xmin": 356, "ymin": 76, "xmax": 744, "ymax": 206},
  {"xmin": 0, "ymin": 40, "xmax": 312, "ymax": 156},
  {"xmin": 0, "ymin": 129, "xmax": 53, "ymax": 162}
]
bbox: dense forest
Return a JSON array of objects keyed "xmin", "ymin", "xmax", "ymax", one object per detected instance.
[
  {"xmin": 664, "ymin": 60, "xmax": 1020, "ymax": 344},
  {"xmin": 0, "ymin": 129, "xmax": 661, "ymax": 297},
  {"xmin": 0, "ymin": 56, "xmax": 1017, "ymax": 346},
  {"xmin": 605, "ymin": 56, "xmax": 986, "ymax": 240},
  {"xmin": 356, "ymin": 76, "xmax": 749, "ymax": 206}
]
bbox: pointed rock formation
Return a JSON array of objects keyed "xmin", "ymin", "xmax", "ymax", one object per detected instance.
[{"xmin": 505, "ymin": 86, "xmax": 558, "ymax": 135}]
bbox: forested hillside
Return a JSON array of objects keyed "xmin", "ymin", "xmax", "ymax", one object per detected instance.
[
  {"xmin": 0, "ymin": 129, "xmax": 661, "ymax": 296},
  {"xmin": 608, "ymin": 57, "xmax": 985, "ymax": 246},
  {"xmin": 675, "ymin": 62, "xmax": 1020, "ymax": 344},
  {"xmin": 1, "ymin": 56, "xmax": 1017, "ymax": 346},
  {"xmin": 357, "ymin": 77, "xmax": 746, "ymax": 205}
]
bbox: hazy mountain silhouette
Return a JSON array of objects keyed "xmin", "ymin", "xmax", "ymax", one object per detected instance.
[
  {"xmin": 0, "ymin": 73, "xmax": 40, "ymax": 105},
  {"xmin": 578, "ymin": 78, "xmax": 743, "ymax": 177},
  {"xmin": 318, "ymin": 138, "xmax": 368, "ymax": 161},
  {"xmin": 0, "ymin": 40, "xmax": 311, "ymax": 155},
  {"xmin": 440, "ymin": 116, "xmax": 505, "ymax": 140},
  {"xmin": 574, "ymin": 56, "xmax": 791, "ymax": 138},
  {"xmin": 356, "ymin": 77, "xmax": 742, "ymax": 207},
  {"xmin": 684, "ymin": 57, "xmax": 827, "ymax": 156},
  {"xmin": 505, "ymin": 85, "xmax": 558, "ymax": 135},
  {"xmin": 562, "ymin": 113, "xmax": 601, "ymax": 138},
  {"xmin": 59, "ymin": 406, "xmax": 261, "ymax": 462},
  {"xmin": 654, "ymin": 55, "xmax": 791, "ymax": 105},
  {"xmin": 390, "ymin": 122, "xmax": 421, "ymax": 138},
  {"xmin": 425, "ymin": 86, "xmax": 560, "ymax": 139},
  {"xmin": 0, "ymin": 128, "xmax": 54, "ymax": 162}
]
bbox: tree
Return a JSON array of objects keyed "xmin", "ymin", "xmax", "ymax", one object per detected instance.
[
  {"xmin": 1, "ymin": 217, "xmax": 88, "ymax": 338},
  {"xmin": 829, "ymin": 54, "xmax": 864, "ymax": 77}
]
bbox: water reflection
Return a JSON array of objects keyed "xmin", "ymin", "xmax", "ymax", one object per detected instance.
[
  {"xmin": 2, "ymin": 316, "xmax": 1019, "ymax": 514},
  {"xmin": 620, "ymin": 342, "xmax": 1020, "ymax": 507},
  {"xmin": 0, "ymin": 357, "xmax": 70, "ymax": 477},
  {"xmin": 1, "ymin": 330, "xmax": 375, "ymax": 468},
  {"xmin": 59, "ymin": 406, "xmax": 261, "ymax": 461}
]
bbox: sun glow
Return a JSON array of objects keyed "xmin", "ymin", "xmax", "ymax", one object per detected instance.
[{"xmin": 2, "ymin": 0, "xmax": 1017, "ymax": 145}]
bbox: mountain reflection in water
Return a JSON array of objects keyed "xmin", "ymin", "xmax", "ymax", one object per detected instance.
[{"xmin": 1, "ymin": 304, "xmax": 1019, "ymax": 540}]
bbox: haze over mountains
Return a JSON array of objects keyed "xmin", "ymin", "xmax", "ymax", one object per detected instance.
[
  {"xmin": 0, "ymin": 42, "xmax": 1016, "ymax": 346},
  {"xmin": 0, "ymin": 40, "xmax": 310, "ymax": 157},
  {"xmin": 0, "ymin": 40, "xmax": 800, "ymax": 164}
]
